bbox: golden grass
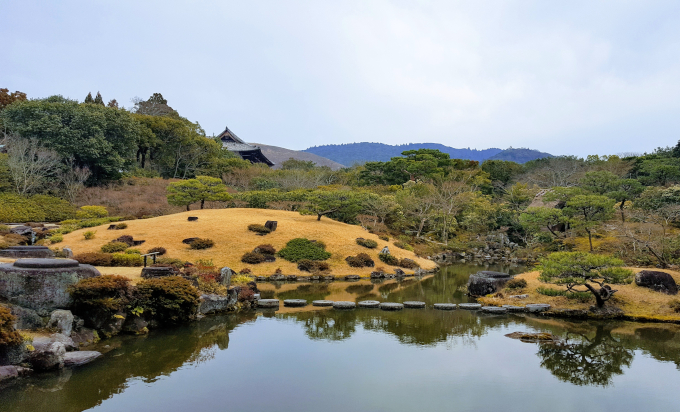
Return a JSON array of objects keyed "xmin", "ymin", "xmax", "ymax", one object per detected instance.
[
  {"xmin": 60, "ymin": 209, "xmax": 436, "ymax": 278},
  {"xmin": 479, "ymin": 267, "xmax": 680, "ymax": 322}
]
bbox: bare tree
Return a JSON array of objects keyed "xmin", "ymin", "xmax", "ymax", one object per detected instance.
[
  {"xmin": 519, "ymin": 157, "xmax": 586, "ymax": 188},
  {"xmin": 4, "ymin": 135, "xmax": 60, "ymax": 194},
  {"xmin": 60, "ymin": 157, "xmax": 91, "ymax": 203}
]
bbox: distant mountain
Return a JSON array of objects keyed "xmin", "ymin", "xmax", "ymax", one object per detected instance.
[
  {"xmin": 486, "ymin": 148, "xmax": 552, "ymax": 163},
  {"xmin": 252, "ymin": 143, "xmax": 345, "ymax": 170},
  {"xmin": 303, "ymin": 143, "xmax": 503, "ymax": 165}
]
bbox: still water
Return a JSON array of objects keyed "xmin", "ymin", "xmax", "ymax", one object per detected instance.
[{"xmin": 2, "ymin": 263, "xmax": 680, "ymax": 412}]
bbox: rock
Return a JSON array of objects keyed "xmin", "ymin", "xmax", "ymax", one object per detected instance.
[
  {"xmin": 286, "ymin": 275, "xmax": 298, "ymax": 281},
  {"xmin": 323, "ymin": 275, "xmax": 335, "ymax": 281},
  {"xmin": 257, "ymin": 299, "xmax": 280, "ymax": 309},
  {"xmin": 187, "ymin": 216, "xmax": 198, "ymax": 221},
  {"xmin": 182, "ymin": 237, "xmax": 199, "ymax": 244},
  {"xmin": 379, "ymin": 302, "xmax": 404, "ymax": 311},
  {"xmin": 8, "ymin": 305, "xmax": 44, "ymax": 330},
  {"xmin": 502, "ymin": 305, "xmax": 526, "ymax": 312},
  {"xmin": 70, "ymin": 328, "xmax": 99, "ymax": 347},
  {"xmin": 309, "ymin": 275, "xmax": 321, "ymax": 281},
  {"xmin": 433, "ymin": 303, "xmax": 457, "ymax": 310},
  {"xmin": 506, "ymin": 332, "xmax": 559, "ymax": 342},
  {"xmin": 403, "ymin": 301, "xmax": 426, "ymax": 309},
  {"xmin": 283, "ymin": 299, "xmax": 307, "ymax": 307},
  {"xmin": 141, "ymin": 266, "xmax": 175, "ymax": 279},
  {"xmin": 0, "ymin": 343, "xmax": 27, "ymax": 366},
  {"xmin": 29, "ymin": 341, "xmax": 65, "ymax": 371},
  {"xmin": 312, "ymin": 300, "xmax": 334, "ymax": 307},
  {"xmin": 394, "ymin": 269, "xmax": 405, "ymax": 277},
  {"xmin": 48, "ymin": 310, "xmax": 74, "ymax": 336},
  {"xmin": 219, "ymin": 267, "xmax": 233, "ymax": 286},
  {"xmin": 344, "ymin": 275, "xmax": 360, "ymax": 281},
  {"xmin": 0, "ymin": 259, "xmax": 100, "ymax": 316},
  {"xmin": 122, "ymin": 316, "xmax": 149, "ymax": 335},
  {"xmin": 526, "ymin": 304, "xmax": 551, "ymax": 313},
  {"xmin": 358, "ymin": 300, "xmax": 380, "ymax": 308},
  {"xmin": 62, "ymin": 248, "xmax": 74, "ymax": 258},
  {"xmin": 380, "ymin": 246, "xmax": 390, "ymax": 255},
  {"xmin": 269, "ymin": 274, "xmax": 286, "ymax": 281},
  {"xmin": 458, "ymin": 303, "xmax": 482, "ymax": 310},
  {"xmin": 509, "ymin": 294, "xmax": 529, "ymax": 299},
  {"xmin": 63, "ymin": 351, "xmax": 102, "ymax": 367},
  {"xmin": 264, "ymin": 221, "xmax": 278, "ymax": 231},
  {"xmin": 99, "ymin": 311, "xmax": 126, "ymax": 338},
  {"xmin": 0, "ymin": 365, "xmax": 19, "ymax": 382},
  {"xmin": 634, "ymin": 270, "xmax": 678, "ymax": 295},
  {"xmin": 33, "ymin": 334, "xmax": 77, "ymax": 352},
  {"xmin": 467, "ymin": 271, "xmax": 513, "ymax": 297},
  {"xmin": 370, "ymin": 271, "xmax": 385, "ymax": 279},
  {"xmin": 481, "ymin": 306, "xmax": 507, "ymax": 313},
  {"xmin": 333, "ymin": 301, "xmax": 356, "ymax": 310},
  {"xmin": 199, "ymin": 292, "xmax": 237, "ymax": 315},
  {"xmin": 0, "ymin": 245, "xmax": 55, "ymax": 259},
  {"xmin": 10, "ymin": 226, "xmax": 33, "ymax": 236}
]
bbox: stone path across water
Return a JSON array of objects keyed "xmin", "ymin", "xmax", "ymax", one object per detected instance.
[{"xmin": 255, "ymin": 298, "xmax": 527, "ymax": 313}]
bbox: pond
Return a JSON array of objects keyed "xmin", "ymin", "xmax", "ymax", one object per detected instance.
[{"xmin": 1, "ymin": 263, "xmax": 680, "ymax": 412}]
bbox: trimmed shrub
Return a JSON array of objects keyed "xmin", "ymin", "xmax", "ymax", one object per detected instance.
[
  {"xmin": 238, "ymin": 288, "xmax": 255, "ymax": 302},
  {"xmin": 278, "ymin": 238, "xmax": 331, "ymax": 262},
  {"xmin": 83, "ymin": 230, "xmax": 96, "ymax": 240},
  {"xmin": 74, "ymin": 252, "xmax": 114, "ymax": 266},
  {"xmin": 156, "ymin": 257, "xmax": 188, "ymax": 269},
  {"xmin": 297, "ymin": 259, "xmax": 330, "ymax": 273},
  {"xmin": 68, "ymin": 275, "xmax": 133, "ymax": 319},
  {"xmin": 537, "ymin": 286, "xmax": 566, "ymax": 297},
  {"xmin": 346, "ymin": 252, "xmax": 375, "ymax": 268},
  {"xmin": 0, "ymin": 193, "xmax": 75, "ymax": 223},
  {"xmin": 232, "ymin": 274, "xmax": 254, "ymax": 285},
  {"xmin": 114, "ymin": 235, "xmax": 134, "ymax": 246},
  {"xmin": 112, "ymin": 253, "xmax": 143, "ymax": 267},
  {"xmin": 378, "ymin": 253, "xmax": 399, "ymax": 266},
  {"xmin": 356, "ymin": 238, "xmax": 378, "ymax": 249},
  {"xmin": 76, "ymin": 205, "xmax": 109, "ymax": 219},
  {"xmin": 241, "ymin": 252, "xmax": 267, "ymax": 264},
  {"xmin": 134, "ymin": 276, "xmax": 200, "ymax": 325},
  {"xmin": 505, "ymin": 278, "xmax": 527, "ymax": 290},
  {"xmin": 248, "ymin": 224, "xmax": 271, "ymax": 235},
  {"xmin": 189, "ymin": 238, "xmax": 214, "ymax": 250},
  {"xmin": 254, "ymin": 244, "xmax": 276, "ymax": 255},
  {"xmin": 379, "ymin": 235, "xmax": 389, "ymax": 241},
  {"xmin": 394, "ymin": 241, "xmax": 414, "ymax": 252},
  {"xmin": 50, "ymin": 234, "xmax": 64, "ymax": 243},
  {"xmin": 0, "ymin": 225, "xmax": 10, "ymax": 234},
  {"xmin": 115, "ymin": 223, "xmax": 128, "ymax": 230},
  {"xmin": 124, "ymin": 249, "xmax": 141, "ymax": 255},
  {"xmin": 147, "ymin": 247, "xmax": 167, "ymax": 256},
  {"xmin": 101, "ymin": 241, "xmax": 129, "ymax": 253},
  {"xmin": 0, "ymin": 306, "xmax": 22, "ymax": 347},
  {"xmin": 399, "ymin": 258, "xmax": 419, "ymax": 269}
]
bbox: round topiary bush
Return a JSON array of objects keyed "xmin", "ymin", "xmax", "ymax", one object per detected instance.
[
  {"xmin": 378, "ymin": 253, "xmax": 399, "ymax": 266},
  {"xmin": 68, "ymin": 275, "xmax": 133, "ymax": 322},
  {"xmin": 189, "ymin": 238, "xmax": 215, "ymax": 250},
  {"xmin": 133, "ymin": 276, "xmax": 200, "ymax": 325},
  {"xmin": 76, "ymin": 205, "xmax": 109, "ymax": 219},
  {"xmin": 74, "ymin": 252, "xmax": 114, "ymax": 266},
  {"xmin": 399, "ymin": 258, "xmax": 419, "ymax": 269},
  {"xmin": 241, "ymin": 252, "xmax": 267, "ymax": 264},
  {"xmin": 505, "ymin": 278, "xmax": 527, "ymax": 290},
  {"xmin": 115, "ymin": 223, "xmax": 128, "ymax": 230},
  {"xmin": 278, "ymin": 238, "xmax": 331, "ymax": 262},
  {"xmin": 0, "ymin": 306, "xmax": 22, "ymax": 347},
  {"xmin": 248, "ymin": 224, "xmax": 271, "ymax": 235},
  {"xmin": 83, "ymin": 230, "xmax": 96, "ymax": 240},
  {"xmin": 297, "ymin": 259, "xmax": 330, "ymax": 273},
  {"xmin": 346, "ymin": 252, "xmax": 375, "ymax": 268},
  {"xmin": 254, "ymin": 244, "xmax": 276, "ymax": 255},
  {"xmin": 147, "ymin": 247, "xmax": 167, "ymax": 256},
  {"xmin": 356, "ymin": 238, "xmax": 378, "ymax": 249},
  {"xmin": 101, "ymin": 241, "xmax": 130, "ymax": 253}
]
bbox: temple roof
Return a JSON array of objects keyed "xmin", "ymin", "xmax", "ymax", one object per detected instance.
[{"xmin": 218, "ymin": 126, "xmax": 274, "ymax": 166}]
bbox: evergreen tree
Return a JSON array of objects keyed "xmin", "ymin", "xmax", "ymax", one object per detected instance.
[
  {"xmin": 94, "ymin": 92, "xmax": 104, "ymax": 105},
  {"xmin": 84, "ymin": 92, "xmax": 94, "ymax": 104}
]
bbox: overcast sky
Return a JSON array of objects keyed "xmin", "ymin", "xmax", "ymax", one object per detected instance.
[{"xmin": 2, "ymin": 1, "xmax": 679, "ymax": 156}]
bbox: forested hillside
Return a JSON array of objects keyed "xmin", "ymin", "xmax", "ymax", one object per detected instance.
[{"xmin": 487, "ymin": 148, "xmax": 552, "ymax": 163}]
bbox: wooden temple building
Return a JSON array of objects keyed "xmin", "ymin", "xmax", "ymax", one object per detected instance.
[{"xmin": 218, "ymin": 126, "xmax": 274, "ymax": 166}]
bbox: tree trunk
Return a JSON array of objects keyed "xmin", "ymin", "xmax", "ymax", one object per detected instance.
[
  {"xmin": 317, "ymin": 214, "xmax": 322, "ymax": 221},
  {"xmin": 584, "ymin": 283, "xmax": 605, "ymax": 307},
  {"xmin": 416, "ymin": 218, "xmax": 426, "ymax": 238},
  {"xmin": 200, "ymin": 199, "xmax": 205, "ymax": 209},
  {"xmin": 619, "ymin": 201, "xmax": 626, "ymax": 223},
  {"xmin": 587, "ymin": 229, "xmax": 593, "ymax": 252},
  {"xmin": 186, "ymin": 204, "xmax": 190, "ymax": 211}
]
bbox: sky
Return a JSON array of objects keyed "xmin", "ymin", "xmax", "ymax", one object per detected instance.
[{"xmin": 2, "ymin": 0, "xmax": 679, "ymax": 156}]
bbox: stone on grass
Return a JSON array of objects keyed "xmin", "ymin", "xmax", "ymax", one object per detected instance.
[
  {"xmin": 48, "ymin": 310, "xmax": 74, "ymax": 336},
  {"xmin": 312, "ymin": 300, "xmax": 334, "ymax": 307},
  {"xmin": 403, "ymin": 301, "xmax": 426, "ymax": 309},
  {"xmin": 433, "ymin": 303, "xmax": 457, "ymax": 310},
  {"xmin": 634, "ymin": 270, "xmax": 678, "ymax": 295},
  {"xmin": 63, "ymin": 351, "xmax": 101, "ymax": 368},
  {"xmin": 333, "ymin": 301, "xmax": 356, "ymax": 310},
  {"xmin": 458, "ymin": 303, "xmax": 482, "ymax": 310},
  {"xmin": 379, "ymin": 302, "xmax": 403, "ymax": 311},
  {"xmin": 526, "ymin": 304, "xmax": 551, "ymax": 313},
  {"xmin": 283, "ymin": 299, "xmax": 307, "ymax": 307},
  {"xmin": 358, "ymin": 300, "xmax": 380, "ymax": 308}
]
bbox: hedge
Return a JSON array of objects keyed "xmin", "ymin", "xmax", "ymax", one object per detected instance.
[
  {"xmin": 277, "ymin": 238, "xmax": 331, "ymax": 262},
  {"xmin": 0, "ymin": 193, "xmax": 75, "ymax": 223}
]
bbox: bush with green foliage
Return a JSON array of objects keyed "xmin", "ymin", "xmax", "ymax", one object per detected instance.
[
  {"xmin": 505, "ymin": 278, "xmax": 527, "ymax": 290},
  {"xmin": 50, "ymin": 234, "xmax": 64, "ymax": 243},
  {"xmin": 76, "ymin": 205, "xmax": 109, "ymax": 219},
  {"xmin": 536, "ymin": 286, "xmax": 592, "ymax": 302},
  {"xmin": 278, "ymin": 238, "xmax": 331, "ymax": 262},
  {"xmin": 356, "ymin": 238, "xmax": 378, "ymax": 249},
  {"xmin": 101, "ymin": 241, "xmax": 129, "ymax": 253},
  {"xmin": 83, "ymin": 230, "xmax": 96, "ymax": 240},
  {"xmin": 133, "ymin": 276, "xmax": 200, "ymax": 325},
  {"xmin": 0, "ymin": 225, "xmax": 9, "ymax": 234},
  {"xmin": 345, "ymin": 253, "xmax": 375, "ymax": 268},
  {"xmin": 115, "ymin": 223, "xmax": 128, "ymax": 230},
  {"xmin": 68, "ymin": 275, "xmax": 134, "ymax": 320},
  {"xmin": 241, "ymin": 252, "xmax": 266, "ymax": 264},
  {"xmin": 379, "ymin": 235, "xmax": 389, "ymax": 241},
  {"xmin": 378, "ymin": 253, "xmax": 399, "ymax": 266},
  {"xmin": 112, "ymin": 253, "xmax": 143, "ymax": 267},
  {"xmin": 297, "ymin": 259, "xmax": 331, "ymax": 272},
  {"xmin": 247, "ymin": 224, "xmax": 271, "ymax": 235},
  {"xmin": 0, "ymin": 193, "xmax": 75, "ymax": 222},
  {"xmin": 189, "ymin": 238, "xmax": 214, "ymax": 250},
  {"xmin": 0, "ymin": 306, "xmax": 22, "ymax": 347},
  {"xmin": 394, "ymin": 241, "xmax": 414, "ymax": 252},
  {"xmin": 147, "ymin": 247, "xmax": 167, "ymax": 256},
  {"xmin": 124, "ymin": 248, "xmax": 141, "ymax": 255},
  {"xmin": 74, "ymin": 252, "xmax": 114, "ymax": 266}
]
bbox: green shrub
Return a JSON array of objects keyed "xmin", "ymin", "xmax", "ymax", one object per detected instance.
[
  {"xmin": 566, "ymin": 291, "xmax": 593, "ymax": 302},
  {"xmin": 346, "ymin": 253, "xmax": 375, "ymax": 268},
  {"xmin": 112, "ymin": 253, "xmax": 143, "ymax": 267},
  {"xmin": 50, "ymin": 234, "xmax": 64, "ymax": 243},
  {"xmin": 399, "ymin": 258, "xmax": 419, "ymax": 269},
  {"xmin": 537, "ymin": 286, "xmax": 566, "ymax": 297},
  {"xmin": 76, "ymin": 205, "xmax": 109, "ymax": 219},
  {"xmin": 356, "ymin": 238, "xmax": 378, "ymax": 249},
  {"xmin": 115, "ymin": 223, "xmax": 128, "ymax": 230},
  {"xmin": 83, "ymin": 230, "xmax": 96, "ymax": 240},
  {"xmin": 254, "ymin": 244, "xmax": 276, "ymax": 255},
  {"xmin": 379, "ymin": 235, "xmax": 389, "ymax": 241},
  {"xmin": 68, "ymin": 275, "xmax": 133, "ymax": 319},
  {"xmin": 278, "ymin": 238, "xmax": 331, "ymax": 262},
  {"xmin": 134, "ymin": 276, "xmax": 200, "ymax": 325},
  {"xmin": 189, "ymin": 238, "xmax": 214, "ymax": 250},
  {"xmin": 0, "ymin": 225, "xmax": 10, "ymax": 234},
  {"xmin": 74, "ymin": 252, "xmax": 114, "ymax": 266},
  {"xmin": 297, "ymin": 259, "xmax": 331, "ymax": 272},
  {"xmin": 394, "ymin": 241, "xmax": 414, "ymax": 252},
  {"xmin": 247, "ymin": 224, "xmax": 271, "ymax": 235},
  {"xmin": 124, "ymin": 248, "xmax": 141, "ymax": 255},
  {"xmin": 0, "ymin": 194, "xmax": 75, "ymax": 222},
  {"xmin": 378, "ymin": 253, "xmax": 399, "ymax": 266},
  {"xmin": 241, "ymin": 252, "xmax": 266, "ymax": 264},
  {"xmin": 101, "ymin": 241, "xmax": 129, "ymax": 253},
  {"xmin": 0, "ymin": 306, "xmax": 22, "ymax": 347},
  {"xmin": 31, "ymin": 194, "xmax": 77, "ymax": 222},
  {"xmin": 505, "ymin": 278, "xmax": 527, "ymax": 290},
  {"xmin": 147, "ymin": 247, "xmax": 167, "ymax": 256}
]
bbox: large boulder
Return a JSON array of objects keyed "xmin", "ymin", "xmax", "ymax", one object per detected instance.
[
  {"xmin": 0, "ymin": 365, "xmax": 19, "ymax": 383},
  {"xmin": 0, "ymin": 343, "xmax": 28, "ymax": 366},
  {"xmin": 635, "ymin": 270, "xmax": 678, "ymax": 295},
  {"xmin": 33, "ymin": 334, "xmax": 77, "ymax": 352},
  {"xmin": 467, "ymin": 271, "xmax": 513, "ymax": 296},
  {"xmin": 70, "ymin": 328, "xmax": 99, "ymax": 347},
  {"xmin": 220, "ymin": 267, "xmax": 233, "ymax": 286},
  {"xmin": 29, "ymin": 341, "xmax": 65, "ymax": 371},
  {"xmin": 47, "ymin": 310, "xmax": 74, "ymax": 336},
  {"xmin": 63, "ymin": 351, "xmax": 101, "ymax": 367},
  {"xmin": 8, "ymin": 305, "xmax": 44, "ymax": 330},
  {"xmin": 198, "ymin": 290, "xmax": 237, "ymax": 315},
  {"xmin": 0, "ymin": 259, "xmax": 100, "ymax": 315}
]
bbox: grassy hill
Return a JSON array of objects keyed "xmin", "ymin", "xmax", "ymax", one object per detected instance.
[
  {"xmin": 486, "ymin": 148, "xmax": 552, "ymax": 163},
  {"xmin": 253, "ymin": 143, "xmax": 345, "ymax": 170},
  {"xmin": 60, "ymin": 209, "xmax": 435, "ymax": 278},
  {"xmin": 303, "ymin": 143, "xmax": 502, "ymax": 165}
]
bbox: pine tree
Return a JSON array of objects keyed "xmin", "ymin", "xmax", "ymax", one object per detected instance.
[
  {"xmin": 84, "ymin": 92, "xmax": 94, "ymax": 104},
  {"xmin": 94, "ymin": 92, "xmax": 104, "ymax": 105}
]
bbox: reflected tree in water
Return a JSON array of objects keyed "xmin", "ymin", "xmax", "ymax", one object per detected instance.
[{"xmin": 538, "ymin": 325, "xmax": 634, "ymax": 387}]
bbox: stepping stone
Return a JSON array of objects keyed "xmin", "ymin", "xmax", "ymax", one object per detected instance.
[
  {"xmin": 64, "ymin": 351, "xmax": 101, "ymax": 367},
  {"xmin": 379, "ymin": 302, "xmax": 404, "ymax": 311},
  {"xmin": 403, "ymin": 301, "xmax": 426, "ymax": 309},
  {"xmin": 333, "ymin": 301, "xmax": 356, "ymax": 310},
  {"xmin": 433, "ymin": 303, "xmax": 457, "ymax": 310},
  {"xmin": 502, "ymin": 305, "xmax": 526, "ymax": 312},
  {"xmin": 257, "ymin": 299, "xmax": 280, "ymax": 308},
  {"xmin": 283, "ymin": 299, "xmax": 307, "ymax": 307},
  {"xmin": 526, "ymin": 304, "xmax": 551, "ymax": 313},
  {"xmin": 482, "ymin": 306, "xmax": 507, "ymax": 313},
  {"xmin": 358, "ymin": 300, "xmax": 380, "ymax": 308},
  {"xmin": 458, "ymin": 303, "xmax": 482, "ymax": 310},
  {"xmin": 345, "ymin": 275, "xmax": 361, "ymax": 281},
  {"xmin": 312, "ymin": 300, "xmax": 334, "ymax": 307}
]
